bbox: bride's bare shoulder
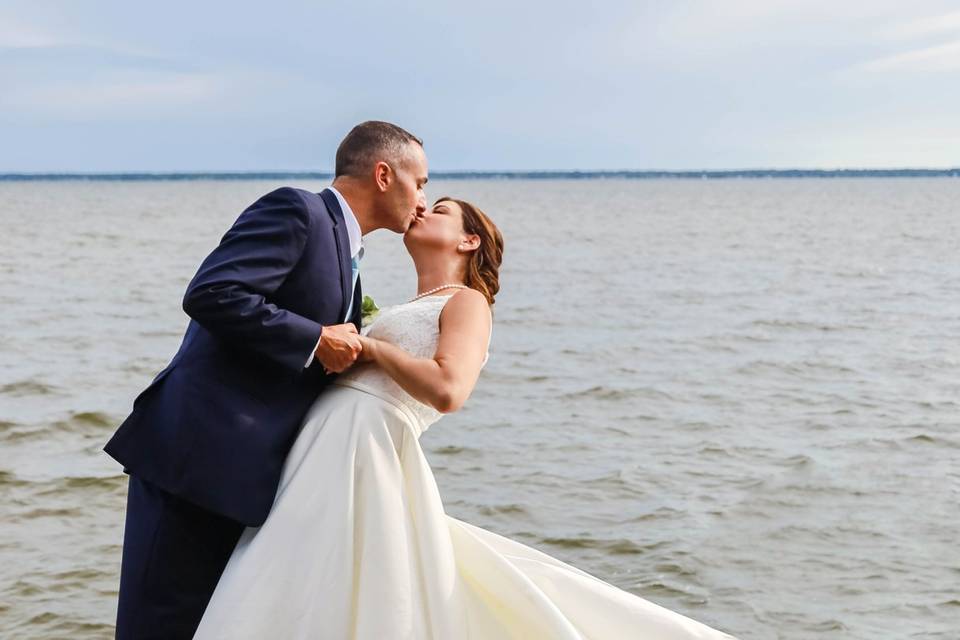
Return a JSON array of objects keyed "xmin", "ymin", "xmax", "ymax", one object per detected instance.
[
  {"xmin": 438, "ymin": 288, "xmax": 492, "ymax": 332},
  {"xmin": 443, "ymin": 288, "xmax": 491, "ymax": 316}
]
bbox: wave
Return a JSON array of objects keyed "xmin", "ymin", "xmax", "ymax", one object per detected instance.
[
  {"xmin": 2, "ymin": 411, "xmax": 116, "ymax": 442},
  {"xmin": 560, "ymin": 385, "xmax": 673, "ymax": 401},
  {"xmin": 538, "ymin": 535, "xmax": 658, "ymax": 556},
  {"xmin": 431, "ymin": 445, "xmax": 482, "ymax": 456},
  {"xmin": 478, "ymin": 503, "xmax": 529, "ymax": 516},
  {"xmin": 0, "ymin": 380, "xmax": 58, "ymax": 397}
]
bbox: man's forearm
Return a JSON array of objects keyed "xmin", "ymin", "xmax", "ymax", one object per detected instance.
[
  {"xmin": 183, "ymin": 289, "xmax": 322, "ymax": 372},
  {"xmin": 180, "ymin": 186, "xmax": 321, "ymax": 372}
]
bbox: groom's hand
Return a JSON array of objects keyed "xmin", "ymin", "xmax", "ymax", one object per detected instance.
[{"xmin": 315, "ymin": 324, "xmax": 362, "ymax": 373}]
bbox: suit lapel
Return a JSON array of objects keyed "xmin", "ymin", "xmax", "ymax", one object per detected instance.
[
  {"xmin": 319, "ymin": 188, "xmax": 353, "ymax": 324},
  {"xmin": 350, "ymin": 275, "xmax": 363, "ymax": 331}
]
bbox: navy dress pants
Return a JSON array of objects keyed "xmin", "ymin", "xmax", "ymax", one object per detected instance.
[{"xmin": 115, "ymin": 475, "xmax": 245, "ymax": 639}]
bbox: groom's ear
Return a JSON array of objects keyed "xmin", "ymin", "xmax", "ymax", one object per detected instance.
[{"xmin": 374, "ymin": 161, "xmax": 392, "ymax": 192}]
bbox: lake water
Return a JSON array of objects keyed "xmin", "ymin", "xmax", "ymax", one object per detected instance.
[{"xmin": 1, "ymin": 178, "xmax": 958, "ymax": 639}]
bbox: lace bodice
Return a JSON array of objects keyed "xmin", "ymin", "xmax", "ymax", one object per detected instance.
[{"xmin": 333, "ymin": 293, "xmax": 490, "ymax": 435}]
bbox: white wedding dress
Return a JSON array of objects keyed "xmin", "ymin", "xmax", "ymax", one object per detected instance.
[{"xmin": 194, "ymin": 294, "xmax": 738, "ymax": 639}]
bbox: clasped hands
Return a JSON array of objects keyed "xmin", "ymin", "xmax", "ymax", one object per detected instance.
[{"xmin": 314, "ymin": 323, "xmax": 374, "ymax": 374}]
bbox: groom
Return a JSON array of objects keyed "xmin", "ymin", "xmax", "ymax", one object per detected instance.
[{"xmin": 104, "ymin": 121, "xmax": 429, "ymax": 639}]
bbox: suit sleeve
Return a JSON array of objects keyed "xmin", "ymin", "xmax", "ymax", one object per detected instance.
[
  {"xmin": 305, "ymin": 335, "xmax": 322, "ymax": 368},
  {"xmin": 182, "ymin": 187, "xmax": 323, "ymax": 372}
]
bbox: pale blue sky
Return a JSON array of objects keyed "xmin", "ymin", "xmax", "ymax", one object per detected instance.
[{"xmin": 2, "ymin": 1, "xmax": 958, "ymax": 171}]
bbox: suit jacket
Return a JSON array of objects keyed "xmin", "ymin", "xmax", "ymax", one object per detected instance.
[{"xmin": 104, "ymin": 187, "xmax": 362, "ymax": 526}]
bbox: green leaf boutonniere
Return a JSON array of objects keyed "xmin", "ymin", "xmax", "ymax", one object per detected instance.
[{"xmin": 360, "ymin": 295, "xmax": 380, "ymax": 328}]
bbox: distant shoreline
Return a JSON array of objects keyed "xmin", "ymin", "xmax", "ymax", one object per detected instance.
[{"xmin": 1, "ymin": 169, "xmax": 959, "ymax": 181}]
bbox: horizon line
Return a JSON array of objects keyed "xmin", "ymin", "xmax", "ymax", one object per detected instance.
[{"xmin": 1, "ymin": 168, "xmax": 959, "ymax": 181}]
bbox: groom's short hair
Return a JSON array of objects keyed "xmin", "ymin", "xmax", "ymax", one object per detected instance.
[{"xmin": 335, "ymin": 121, "xmax": 423, "ymax": 178}]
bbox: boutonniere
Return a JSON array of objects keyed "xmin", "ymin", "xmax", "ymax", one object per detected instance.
[{"xmin": 360, "ymin": 295, "xmax": 380, "ymax": 328}]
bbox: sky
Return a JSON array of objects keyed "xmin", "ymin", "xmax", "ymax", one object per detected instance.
[{"xmin": 1, "ymin": 1, "xmax": 959, "ymax": 172}]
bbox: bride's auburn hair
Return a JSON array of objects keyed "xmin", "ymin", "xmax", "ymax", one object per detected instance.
[{"xmin": 435, "ymin": 197, "xmax": 503, "ymax": 306}]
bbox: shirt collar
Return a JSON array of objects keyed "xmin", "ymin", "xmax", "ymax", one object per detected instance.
[{"xmin": 327, "ymin": 186, "xmax": 364, "ymax": 260}]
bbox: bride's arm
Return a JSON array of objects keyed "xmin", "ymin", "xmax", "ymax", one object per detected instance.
[{"xmin": 357, "ymin": 289, "xmax": 492, "ymax": 414}]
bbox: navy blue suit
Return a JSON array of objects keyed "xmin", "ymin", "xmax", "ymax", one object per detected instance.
[{"xmin": 104, "ymin": 187, "xmax": 361, "ymax": 638}]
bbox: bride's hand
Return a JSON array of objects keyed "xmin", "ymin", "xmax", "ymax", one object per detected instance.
[{"xmin": 355, "ymin": 335, "xmax": 377, "ymax": 364}]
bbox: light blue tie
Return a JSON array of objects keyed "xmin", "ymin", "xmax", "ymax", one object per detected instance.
[{"xmin": 345, "ymin": 247, "xmax": 362, "ymax": 322}]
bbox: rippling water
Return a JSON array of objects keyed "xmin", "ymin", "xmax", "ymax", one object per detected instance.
[{"xmin": 2, "ymin": 178, "xmax": 958, "ymax": 639}]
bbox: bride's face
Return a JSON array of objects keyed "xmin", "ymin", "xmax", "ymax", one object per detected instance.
[{"xmin": 404, "ymin": 200, "xmax": 471, "ymax": 252}]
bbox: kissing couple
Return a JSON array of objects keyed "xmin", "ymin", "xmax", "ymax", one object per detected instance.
[{"xmin": 104, "ymin": 120, "xmax": 738, "ymax": 639}]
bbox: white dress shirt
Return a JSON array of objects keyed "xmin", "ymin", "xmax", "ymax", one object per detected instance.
[{"xmin": 304, "ymin": 186, "xmax": 364, "ymax": 368}]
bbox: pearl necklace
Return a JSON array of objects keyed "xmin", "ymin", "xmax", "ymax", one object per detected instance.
[{"xmin": 407, "ymin": 283, "xmax": 469, "ymax": 303}]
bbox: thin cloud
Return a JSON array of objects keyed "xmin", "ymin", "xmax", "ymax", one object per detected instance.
[
  {"xmin": 884, "ymin": 10, "xmax": 960, "ymax": 39},
  {"xmin": 12, "ymin": 74, "xmax": 223, "ymax": 110},
  {"xmin": 0, "ymin": 16, "xmax": 59, "ymax": 48},
  {"xmin": 855, "ymin": 40, "xmax": 960, "ymax": 73}
]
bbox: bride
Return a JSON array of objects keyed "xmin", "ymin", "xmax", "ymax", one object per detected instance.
[{"xmin": 193, "ymin": 197, "xmax": 738, "ymax": 639}]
